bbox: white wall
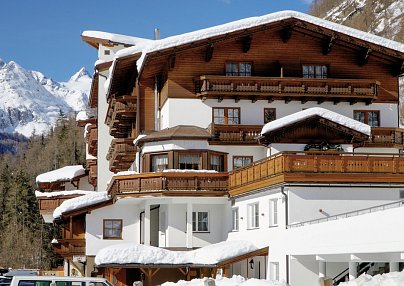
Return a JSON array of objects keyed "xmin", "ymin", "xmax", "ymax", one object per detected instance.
[
  {"xmin": 160, "ymin": 98, "xmax": 398, "ymax": 129},
  {"xmin": 85, "ymin": 202, "xmax": 139, "ymax": 255}
]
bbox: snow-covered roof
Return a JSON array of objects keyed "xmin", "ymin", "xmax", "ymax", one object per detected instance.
[
  {"xmin": 36, "ymin": 165, "xmax": 86, "ymax": 184},
  {"xmin": 111, "ymin": 10, "xmax": 404, "ymax": 75},
  {"xmin": 162, "ymin": 276, "xmax": 287, "ymax": 286},
  {"xmin": 53, "ymin": 191, "xmax": 111, "ymax": 219},
  {"xmin": 95, "ymin": 240, "xmax": 258, "ymax": 266},
  {"xmin": 82, "ymin": 31, "xmax": 153, "ymax": 47},
  {"xmin": 35, "ymin": 190, "xmax": 94, "ymax": 198},
  {"xmin": 261, "ymin": 107, "xmax": 371, "ymax": 136}
]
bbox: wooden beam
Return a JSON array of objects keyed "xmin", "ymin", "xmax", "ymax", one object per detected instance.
[
  {"xmin": 322, "ymin": 34, "xmax": 336, "ymax": 55},
  {"xmin": 358, "ymin": 48, "xmax": 372, "ymax": 66},
  {"xmin": 281, "ymin": 25, "xmax": 294, "ymax": 43},
  {"xmin": 242, "ymin": 35, "xmax": 252, "ymax": 53},
  {"xmin": 205, "ymin": 44, "xmax": 214, "ymax": 62},
  {"xmin": 168, "ymin": 54, "xmax": 176, "ymax": 70},
  {"xmin": 251, "ymin": 96, "xmax": 257, "ymax": 103},
  {"xmin": 285, "ymin": 97, "xmax": 291, "ymax": 104},
  {"xmin": 301, "ymin": 97, "xmax": 308, "ymax": 104},
  {"xmin": 218, "ymin": 95, "xmax": 223, "ymax": 103}
]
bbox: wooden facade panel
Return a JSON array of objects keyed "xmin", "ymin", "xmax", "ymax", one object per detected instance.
[{"xmin": 139, "ymin": 79, "xmax": 155, "ymax": 133}]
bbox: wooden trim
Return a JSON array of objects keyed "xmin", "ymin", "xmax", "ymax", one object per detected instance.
[{"xmin": 103, "ymin": 219, "xmax": 123, "ymax": 240}]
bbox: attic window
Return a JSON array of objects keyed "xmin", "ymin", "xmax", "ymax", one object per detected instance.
[{"xmin": 104, "ymin": 49, "xmax": 111, "ymax": 55}]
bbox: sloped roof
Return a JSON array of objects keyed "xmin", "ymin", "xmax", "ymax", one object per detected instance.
[{"xmin": 138, "ymin": 125, "xmax": 211, "ymax": 144}]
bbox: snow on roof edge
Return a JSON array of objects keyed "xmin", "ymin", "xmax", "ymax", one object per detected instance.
[
  {"xmin": 36, "ymin": 165, "xmax": 86, "ymax": 184},
  {"xmin": 82, "ymin": 30, "xmax": 153, "ymax": 47}
]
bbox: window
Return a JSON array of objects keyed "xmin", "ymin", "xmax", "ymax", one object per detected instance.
[
  {"xmin": 179, "ymin": 153, "xmax": 200, "ymax": 170},
  {"xmin": 213, "ymin": 107, "xmax": 240, "ymax": 125},
  {"xmin": 104, "ymin": 49, "xmax": 110, "ymax": 55},
  {"xmin": 192, "ymin": 211, "xmax": 209, "ymax": 232},
  {"xmin": 232, "ymin": 208, "xmax": 239, "ymax": 231},
  {"xmin": 226, "ymin": 62, "xmax": 252, "ymax": 76},
  {"xmin": 354, "ymin": 110, "xmax": 380, "ymax": 127},
  {"xmin": 233, "ymin": 156, "xmax": 253, "ymax": 169},
  {"xmin": 302, "ymin": 64, "xmax": 327, "ymax": 78},
  {"xmin": 210, "ymin": 154, "xmax": 224, "ymax": 172},
  {"xmin": 269, "ymin": 199, "xmax": 278, "ymax": 227},
  {"xmin": 103, "ymin": 219, "xmax": 122, "ymax": 239},
  {"xmin": 151, "ymin": 154, "xmax": 168, "ymax": 172},
  {"xmin": 264, "ymin": 108, "xmax": 276, "ymax": 124},
  {"xmin": 247, "ymin": 203, "xmax": 259, "ymax": 229}
]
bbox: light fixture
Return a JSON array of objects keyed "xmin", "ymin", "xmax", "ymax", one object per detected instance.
[{"xmin": 249, "ymin": 258, "xmax": 254, "ymax": 269}]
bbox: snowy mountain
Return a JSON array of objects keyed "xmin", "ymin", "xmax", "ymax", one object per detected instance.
[{"xmin": 0, "ymin": 59, "xmax": 91, "ymax": 137}]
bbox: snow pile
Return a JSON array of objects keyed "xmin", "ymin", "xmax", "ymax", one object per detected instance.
[
  {"xmin": 76, "ymin": 110, "xmax": 89, "ymax": 121},
  {"xmin": 162, "ymin": 276, "xmax": 287, "ymax": 286},
  {"xmin": 261, "ymin": 107, "xmax": 371, "ymax": 136},
  {"xmin": 339, "ymin": 271, "xmax": 404, "ymax": 285},
  {"xmin": 36, "ymin": 165, "xmax": 85, "ymax": 183},
  {"xmin": 113, "ymin": 170, "xmax": 139, "ymax": 177},
  {"xmin": 95, "ymin": 240, "xmax": 258, "ymax": 266},
  {"xmin": 133, "ymin": 134, "xmax": 147, "ymax": 146},
  {"xmin": 35, "ymin": 190, "xmax": 94, "ymax": 198},
  {"xmin": 53, "ymin": 191, "xmax": 110, "ymax": 219}
]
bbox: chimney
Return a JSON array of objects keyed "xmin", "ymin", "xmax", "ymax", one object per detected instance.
[{"xmin": 154, "ymin": 28, "xmax": 160, "ymax": 40}]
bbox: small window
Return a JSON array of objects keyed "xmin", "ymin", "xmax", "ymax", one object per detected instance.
[
  {"xmin": 210, "ymin": 154, "xmax": 224, "ymax": 172},
  {"xmin": 232, "ymin": 207, "xmax": 239, "ymax": 231},
  {"xmin": 104, "ymin": 49, "xmax": 110, "ymax": 55},
  {"xmin": 192, "ymin": 211, "xmax": 209, "ymax": 232},
  {"xmin": 179, "ymin": 153, "xmax": 200, "ymax": 170},
  {"xmin": 213, "ymin": 107, "xmax": 240, "ymax": 125},
  {"xmin": 264, "ymin": 108, "xmax": 276, "ymax": 124},
  {"xmin": 247, "ymin": 203, "xmax": 259, "ymax": 229},
  {"xmin": 354, "ymin": 110, "xmax": 380, "ymax": 127},
  {"xmin": 302, "ymin": 64, "xmax": 327, "ymax": 79},
  {"xmin": 103, "ymin": 219, "xmax": 123, "ymax": 239},
  {"xmin": 226, "ymin": 62, "xmax": 252, "ymax": 76},
  {"xmin": 233, "ymin": 156, "xmax": 253, "ymax": 169},
  {"xmin": 269, "ymin": 199, "xmax": 278, "ymax": 227},
  {"xmin": 151, "ymin": 154, "xmax": 168, "ymax": 172}
]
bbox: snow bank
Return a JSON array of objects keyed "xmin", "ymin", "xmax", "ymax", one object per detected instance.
[
  {"xmin": 53, "ymin": 191, "xmax": 110, "ymax": 219},
  {"xmin": 339, "ymin": 271, "xmax": 404, "ymax": 285},
  {"xmin": 95, "ymin": 240, "xmax": 258, "ymax": 266},
  {"xmin": 35, "ymin": 190, "xmax": 94, "ymax": 198},
  {"xmin": 162, "ymin": 276, "xmax": 287, "ymax": 286},
  {"xmin": 36, "ymin": 165, "xmax": 85, "ymax": 183},
  {"xmin": 261, "ymin": 107, "xmax": 371, "ymax": 136}
]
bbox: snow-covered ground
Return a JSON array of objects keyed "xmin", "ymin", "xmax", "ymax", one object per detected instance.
[
  {"xmin": 339, "ymin": 271, "xmax": 404, "ymax": 286},
  {"xmin": 161, "ymin": 275, "xmax": 287, "ymax": 286}
]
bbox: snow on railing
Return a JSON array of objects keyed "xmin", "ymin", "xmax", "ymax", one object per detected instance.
[{"xmin": 288, "ymin": 199, "xmax": 404, "ymax": 228}]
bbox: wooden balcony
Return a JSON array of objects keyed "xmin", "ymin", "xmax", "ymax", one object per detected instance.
[
  {"xmin": 208, "ymin": 123, "xmax": 263, "ymax": 144},
  {"xmin": 363, "ymin": 127, "xmax": 404, "ymax": 148},
  {"xmin": 86, "ymin": 159, "xmax": 97, "ymax": 187},
  {"xmin": 53, "ymin": 239, "xmax": 85, "ymax": 257},
  {"xmin": 107, "ymin": 171, "xmax": 228, "ymax": 197},
  {"xmin": 38, "ymin": 195, "xmax": 81, "ymax": 214},
  {"xmin": 106, "ymin": 138, "xmax": 136, "ymax": 173},
  {"xmin": 87, "ymin": 125, "xmax": 98, "ymax": 157},
  {"xmin": 229, "ymin": 151, "xmax": 404, "ymax": 196},
  {"xmin": 195, "ymin": 76, "xmax": 379, "ymax": 103},
  {"xmin": 105, "ymin": 96, "xmax": 136, "ymax": 138}
]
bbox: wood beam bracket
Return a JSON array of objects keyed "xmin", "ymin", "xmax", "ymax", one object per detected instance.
[
  {"xmin": 168, "ymin": 54, "xmax": 176, "ymax": 70},
  {"xmin": 205, "ymin": 44, "xmax": 214, "ymax": 62},
  {"xmin": 358, "ymin": 47, "xmax": 372, "ymax": 66},
  {"xmin": 317, "ymin": 98, "xmax": 325, "ymax": 104},
  {"xmin": 284, "ymin": 97, "xmax": 291, "ymax": 104},
  {"xmin": 281, "ymin": 25, "xmax": 294, "ymax": 43},
  {"xmin": 218, "ymin": 95, "xmax": 224, "ymax": 103},
  {"xmin": 322, "ymin": 34, "xmax": 336, "ymax": 55},
  {"xmin": 242, "ymin": 35, "xmax": 253, "ymax": 53},
  {"xmin": 251, "ymin": 96, "xmax": 257, "ymax": 103},
  {"xmin": 301, "ymin": 97, "xmax": 308, "ymax": 104}
]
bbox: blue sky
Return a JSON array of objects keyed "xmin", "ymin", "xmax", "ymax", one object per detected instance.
[{"xmin": 0, "ymin": 0, "xmax": 312, "ymax": 81}]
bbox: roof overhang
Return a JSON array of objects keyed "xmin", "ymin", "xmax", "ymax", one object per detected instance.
[{"xmin": 55, "ymin": 199, "xmax": 113, "ymax": 222}]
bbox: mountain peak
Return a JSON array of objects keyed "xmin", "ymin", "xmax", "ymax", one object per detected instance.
[
  {"xmin": 69, "ymin": 67, "xmax": 90, "ymax": 82},
  {"xmin": 0, "ymin": 58, "xmax": 5, "ymax": 68}
]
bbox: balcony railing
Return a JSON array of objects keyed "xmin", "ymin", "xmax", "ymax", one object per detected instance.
[
  {"xmin": 53, "ymin": 239, "xmax": 85, "ymax": 257},
  {"xmin": 106, "ymin": 138, "xmax": 136, "ymax": 173},
  {"xmin": 195, "ymin": 76, "xmax": 379, "ymax": 102},
  {"xmin": 229, "ymin": 151, "xmax": 404, "ymax": 195},
  {"xmin": 208, "ymin": 123, "xmax": 263, "ymax": 144},
  {"xmin": 108, "ymin": 171, "xmax": 228, "ymax": 197},
  {"xmin": 86, "ymin": 159, "xmax": 97, "ymax": 187},
  {"xmin": 87, "ymin": 125, "xmax": 98, "ymax": 157},
  {"xmin": 365, "ymin": 127, "xmax": 404, "ymax": 147},
  {"xmin": 38, "ymin": 196, "xmax": 80, "ymax": 213},
  {"xmin": 105, "ymin": 96, "xmax": 136, "ymax": 138}
]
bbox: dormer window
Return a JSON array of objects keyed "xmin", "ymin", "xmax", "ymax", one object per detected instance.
[
  {"xmin": 226, "ymin": 62, "xmax": 252, "ymax": 76},
  {"xmin": 302, "ymin": 64, "xmax": 327, "ymax": 79}
]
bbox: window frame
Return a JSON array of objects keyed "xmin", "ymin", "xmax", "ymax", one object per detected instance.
[
  {"xmin": 269, "ymin": 199, "xmax": 278, "ymax": 227},
  {"xmin": 212, "ymin": 107, "xmax": 241, "ymax": 125},
  {"xmin": 209, "ymin": 152, "xmax": 225, "ymax": 172},
  {"xmin": 247, "ymin": 202, "xmax": 259, "ymax": 229},
  {"xmin": 178, "ymin": 152, "xmax": 202, "ymax": 170},
  {"xmin": 264, "ymin": 108, "xmax": 276, "ymax": 124},
  {"xmin": 353, "ymin": 110, "xmax": 380, "ymax": 127},
  {"xmin": 232, "ymin": 207, "xmax": 239, "ymax": 231},
  {"xmin": 192, "ymin": 211, "xmax": 209, "ymax": 233},
  {"xmin": 225, "ymin": 62, "xmax": 253, "ymax": 76},
  {"xmin": 150, "ymin": 153, "xmax": 169, "ymax": 172},
  {"xmin": 103, "ymin": 219, "xmax": 123, "ymax": 240},
  {"xmin": 302, "ymin": 64, "xmax": 328, "ymax": 79},
  {"xmin": 233, "ymin": 155, "xmax": 253, "ymax": 170}
]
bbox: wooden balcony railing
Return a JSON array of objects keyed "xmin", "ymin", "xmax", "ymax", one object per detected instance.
[
  {"xmin": 107, "ymin": 171, "xmax": 228, "ymax": 197},
  {"xmin": 364, "ymin": 127, "xmax": 404, "ymax": 148},
  {"xmin": 53, "ymin": 239, "xmax": 85, "ymax": 257},
  {"xmin": 195, "ymin": 76, "xmax": 379, "ymax": 103},
  {"xmin": 106, "ymin": 96, "xmax": 136, "ymax": 138},
  {"xmin": 229, "ymin": 151, "xmax": 404, "ymax": 196},
  {"xmin": 107, "ymin": 138, "xmax": 136, "ymax": 173},
  {"xmin": 86, "ymin": 159, "xmax": 97, "ymax": 187},
  {"xmin": 87, "ymin": 125, "xmax": 98, "ymax": 157},
  {"xmin": 208, "ymin": 123, "xmax": 263, "ymax": 144},
  {"xmin": 38, "ymin": 196, "xmax": 80, "ymax": 213}
]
